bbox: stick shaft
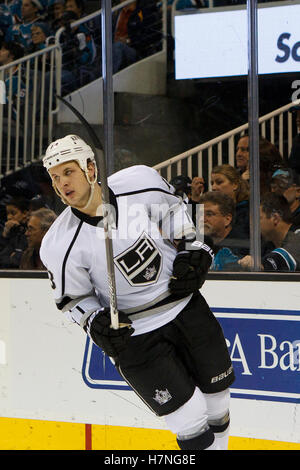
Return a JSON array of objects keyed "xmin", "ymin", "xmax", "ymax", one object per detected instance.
[{"xmin": 101, "ymin": 0, "xmax": 118, "ymax": 329}]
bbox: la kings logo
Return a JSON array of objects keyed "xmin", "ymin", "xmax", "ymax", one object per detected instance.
[{"xmin": 114, "ymin": 232, "xmax": 162, "ymax": 286}]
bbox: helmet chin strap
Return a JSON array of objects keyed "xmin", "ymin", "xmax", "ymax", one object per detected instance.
[{"xmin": 80, "ymin": 177, "xmax": 96, "ymax": 211}]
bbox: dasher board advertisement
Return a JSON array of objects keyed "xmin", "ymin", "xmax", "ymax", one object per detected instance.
[
  {"xmin": 82, "ymin": 306, "xmax": 300, "ymax": 404},
  {"xmin": 175, "ymin": 4, "xmax": 300, "ymax": 79}
]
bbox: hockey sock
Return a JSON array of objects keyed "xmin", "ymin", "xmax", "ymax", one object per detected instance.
[
  {"xmin": 177, "ymin": 424, "xmax": 215, "ymax": 450},
  {"xmin": 208, "ymin": 411, "xmax": 230, "ymax": 450}
]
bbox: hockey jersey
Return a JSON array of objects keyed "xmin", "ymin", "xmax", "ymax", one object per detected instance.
[
  {"xmin": 40, "ymin": 165, "xmax": 195, "ymax": 336},
  {"xmin": 262, "ymin": 231, "xmax": 300, "ymax": 272}
]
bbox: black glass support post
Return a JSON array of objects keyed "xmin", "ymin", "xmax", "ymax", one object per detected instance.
[
  {"xmin": 101, "ymin": 0, "xmax": 114, "ymax": 175},
  {"xmin": 247, "ymin": 0, "xmax": 261, "ymax": 271}
]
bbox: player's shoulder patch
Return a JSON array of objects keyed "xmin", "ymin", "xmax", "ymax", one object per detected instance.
[{"xmin": 108, "ymin": 165, "xmax": 172, "ymax": 195}]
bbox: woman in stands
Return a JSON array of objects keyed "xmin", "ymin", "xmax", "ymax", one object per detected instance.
[{"xmin": 210, "ymin": 164, "xmax": 250, "ymax": 250}]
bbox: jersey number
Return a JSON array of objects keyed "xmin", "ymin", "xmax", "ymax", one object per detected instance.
[{"xmin": 47, "ymin": 270, "xmax": 56, "ymax": 289}]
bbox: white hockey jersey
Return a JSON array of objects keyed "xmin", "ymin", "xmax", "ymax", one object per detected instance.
[{"xmin": 40, "ymin": 165, "xmax": 195, "ymax": 335}]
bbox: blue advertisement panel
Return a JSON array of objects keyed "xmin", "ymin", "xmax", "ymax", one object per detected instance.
[{"xmin": 82, "ymin": 307, "xmax": 300, "ymax": 403}]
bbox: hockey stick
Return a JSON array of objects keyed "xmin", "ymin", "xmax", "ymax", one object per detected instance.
[{"xmin": 56, "ymin": 94, "xmax": 120, "ymax": 330}]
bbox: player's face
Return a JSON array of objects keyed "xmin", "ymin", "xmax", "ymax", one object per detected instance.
[
  {"xmin": 203, "ymin": 202, "xmax": 232, "ymax": 241},
  {"xmin": 211, "ymin": 173, "xmax": 237, "ymax": 200},
  {"xmin": 49, "ymin": 161, "xmax": 93, "ymax": 208}
]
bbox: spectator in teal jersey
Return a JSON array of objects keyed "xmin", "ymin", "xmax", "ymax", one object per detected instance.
[
  {"xmin": 270, "ymin": 168, "xmax": 300, "ymax": 233},
  {"xmin": 0, "ymin": 2, "xmax": 13, "ymax": 44},
  {"xmin": 5, "ymin": 0, "xmax": 46, "ymax": 49},
  {"xmin": 7, "ymin": 0, "xmax": 22, "ymax": 23},
  {"xmin": 239, "ymin": 192, "xmax": 300, "ymax": 272},
  {"xmin": 26, "ymin": 21, "xmax": 53, "ymax": 71}
]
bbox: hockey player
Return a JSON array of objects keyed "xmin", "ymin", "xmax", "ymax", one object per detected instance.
[{"xmin": 40, "ymin": 134, "xmax": 235, "ymax": 451}]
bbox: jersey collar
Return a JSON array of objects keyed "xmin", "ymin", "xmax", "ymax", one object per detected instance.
[{"xmin": 71, "ymin": 184, "xmax": 118, "ymax": 228}]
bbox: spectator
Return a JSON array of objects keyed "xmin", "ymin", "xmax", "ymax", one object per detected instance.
[
  {"xmin": 29, "ymin": 194, "xmax": 50, "ymax": 212},
  {"xmin": 169, "ymin": 175, "xmax": 191, "ymax": 201},
  {"xmin": 200, "ymin": 191, "xmax": 247, "ymax": 271},
  {"xmin": 5, "ymin": 0, "xmax": 46, "ymax": 49},
  {"xmin": 28, "ymin": 21, "xmax": 52, "ymax": 52},
  {"xmin": 236, "ymin": 135, "xmax": 284, "ymax": 194},
  {"xmin": 169, "ymin": 175, "xmax": 206, "ymax": 227},
  {"xmin": 288, "ymin": 104, "xmax": 300, "ymax": 175},
  {"xmin": 26, "ymin": 21, "xmax": 53, "ymax": 70},
  {"xmin": 7, "ymin": 0, "xmax": 22, "ymax": 23},
  {"xmin": 112, "ymin": 1, "xmax": 138, "ymax": 73},
  {"xmin": 112, "ymin": 0, "xmax": 161, "ymax": 73},
  {"xmin": 0, "ymin": 2, "xmax": 13, "ymax": 44},
  {"xmin": 57, "ymin": 0, "xmax": 97, "ymax": 92},
  {"xmin": 188, "ymin": 176, "xmax": 206, "ymax": 227},
  {"xmin": 190, "ymin": 176, "xmax": 205, "ymax": 201},
  {"xmin": 211, "ymin": 164, "xmax": 250, "ymax": 242},
  {"xmin": 258, "ymin": 137, "xmax": 284, "ymax": 195},
  {"xmin": 46, "ymin": 0, "xmax": 65, "ymax": 30},
  {"xmin": 20, "ymin": 208, "xmax": 57, "ymax": 269},
  {"xmin": 235, "ymin": 135, "xmax": 249, "ymax": 178},
  {"xmin": 239, "ymin": 192, "xmax": 300, "ymax": 272},
  {"xmin": 0, "ymin": 39, "xmax": 25, "ymax": 69},
  {"xmin": 0, "ymin": 86, "xmax": 35, "ymax": 181},
  {"xmin": 0, "ymin": 196, "xmax": 29, "ymax": 268},
  {"xmin": 28, "ymin": 162, "xmax": 65, "ymax": 214},
  {"xmin": 0, "ymin": 40, "xmax": 24, "ymax": 69},
  {"xmin": 0, "ymin": 41, "xmax": 26, "ymax": 124},
  {"xmin": 270, "ymin": 168, "xmax": 300, "ymax": 232}
]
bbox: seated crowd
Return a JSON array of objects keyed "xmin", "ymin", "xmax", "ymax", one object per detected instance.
[
  {"xmin": 0, "ymin": 0, "xmax": 163, "ymax": 95},
  {"xmin": 170, "ymin": 130, "xmax": 300, "ymax": 273},
  {"xmin": 0, "ymin": 195, "xmax": 57, "ymax": 270},
  {"xmin": 0, "ymin": 162, "xmax": 61, "ymax": 270}
]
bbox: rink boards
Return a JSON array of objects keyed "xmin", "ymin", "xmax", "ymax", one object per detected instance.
[{"xmin": 0, "ymin": 272, "xmax": 299, "ymax": 450}]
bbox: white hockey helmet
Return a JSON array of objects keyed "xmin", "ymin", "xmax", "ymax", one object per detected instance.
[
  {"xmin": 43, "ymin": 134, "xmax": 98, "ymax": 208},
  {"xmin": 43, "ymin": 134, "xmax": 96, "ymax": 174}
]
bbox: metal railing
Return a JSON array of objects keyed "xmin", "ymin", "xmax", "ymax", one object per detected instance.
[
  {"xmin": 0, "ymin": 43, "xmax": 60, "ymax": 179},
  {"xmin": 153, "ymin": 99, "xmax": 300, "ymax": 185}
]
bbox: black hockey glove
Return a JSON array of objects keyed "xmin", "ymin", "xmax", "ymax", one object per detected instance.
[
  {"xmin": 169, "ymin": 238, "xmax": 214, "ymax": 297},
  {"xmin": 84, "ymin": 308, "xmax": 134, "ymax": 357}
]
